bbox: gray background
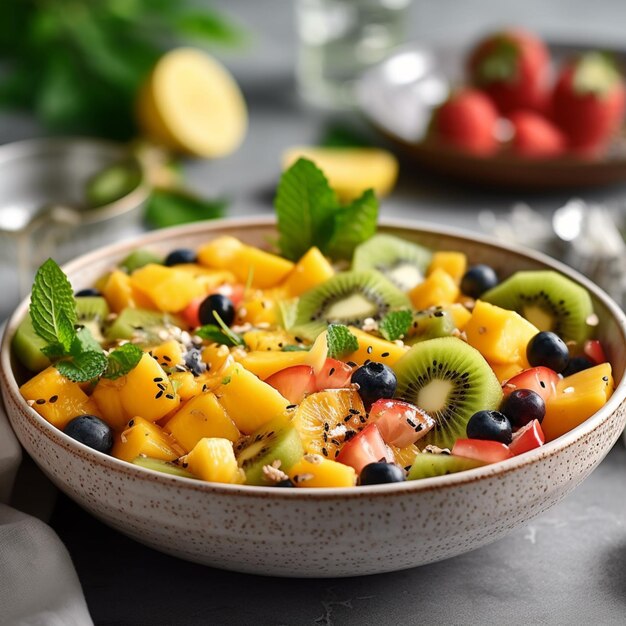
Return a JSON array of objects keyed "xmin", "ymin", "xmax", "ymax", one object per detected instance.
[{"xmin": 3, "ymin": 1, "xmax": 626, "ymax": 624}]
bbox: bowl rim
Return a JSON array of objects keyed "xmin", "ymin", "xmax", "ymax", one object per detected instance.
[{"xmin": 2, "ymin": 215, "xmax": 626, "ymax": 500}]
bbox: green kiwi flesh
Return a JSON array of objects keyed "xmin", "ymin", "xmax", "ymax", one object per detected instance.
[
  {"xmin": 120, "ymin": 249, "xmax": 163, "ymax": 273},
  {"xmin": 407, "ymin": 453, "xmax": 485, "ymax": 480},
  {"xmin": 405, "ymin": 308, "xmax": 455, "ymax": 345},
  {"xmin": 393, "ymin": 337, "xmax": 502, "ymax": 450},
  {"xmin": 105, "ymin": 308, "xmax": 182, "ymax": 344},
  {"xmin": 236, "ymin": 417, "xmax": 304, "ymax": 486},
  {"xmin": 482, "ymin": 270, "xmax": 593, "ymax": 344},
  {"xmin": 132, "ymin": 456, "xmax": 196, "ymax": 479},
  {"xmin": 352, "ymin": 234, "xmax": 432, "ymax": 291},
  {"xmin": 292, "ymin": 269, "xmax": 411, "ymax": 340},
  {"xmin": 75, "ymin": 296, "xmax": 110, "ymax": 344}
]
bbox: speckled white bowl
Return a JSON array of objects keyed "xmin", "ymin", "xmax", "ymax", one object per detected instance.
[{"xmin": 2, "ymin": 217, "xmax": 625, "ymax": 577}]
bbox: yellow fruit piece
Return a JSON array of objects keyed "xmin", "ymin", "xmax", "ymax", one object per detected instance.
[
  {"xmin": 289, "ymin": 454, "xmax": 357, "ymax": 488},
  {"xmin": 197, "ymin": 236, "xmax": 244, "ymax": 269},
  {"xmin": 215, "ymin": 363, "xmax": 290, "ymax": 434},
  {"xmin": 170, "ymin": 371, "xmax": 203, "ymax": 401},
  {"xmin": 281, "ymin": 247, "xmax": 335, "ymax": 297},
  {"xmin": 234, "ymin": 350, "xmax": 312, "ymax": 380},
  {"xmin": 130, "ymin": 264, "xmax": 204, "ymax": 312},
  {"xmin": 282, "ymin": 147, "xmax": 398, "ymax": 202},
  {"xmin": 345, "ymin": 326, "xmax": 408, "ymax": 367},
  {"xmin": 183, "ymin": 438, "xmax": 245, "ymax": 484},
  {"xmin": 242, "ymin": 329, "xmax": 298, "ymax": 352},
  {"xmin": 165, "ymin": 392, "xmax": 240, "ymax": 452},
  {"xmin": 465, "ymin": 301, "xmax": 539, "ymax": 366},
  {"xmin": 118, "ymin": 353, "xmax": 180, "ymax": 421},
  {"xmin": 201, "ymin": 343, "xmax": 232, "ymax": 372},
  {"xmin": 490, "ymin": 361, "xmax": 525, "ymax": 384},
  {"xmin": 174, "ymin": 264, "xmax": 237, "ymax": 292},
  {"xmin": 103, "ymin": 270, "xmax": 155, "ymax": 313},
  {"xmin": 20, "ymin": 366, "xmax": 102, "ymax": 430},
  {"xmin": 542, "ymin": 363, "xmax": 614, "ymax": 442},
  {"xmin": 149, "ymin": 339, "xmax": 184, "ymax": 369},
  {"xmin": 237, "ymin": 296, "xmax": 278, "ymax": 326},
  {"xmin": 428, "ymin": 251, "xmax": 467, "ymax": 284},
  {"xmin": 444, "ymin": 303, "xmax": 472, "ymax": 331},
  {"xmin": 138, "ymin": 48, "xmax": 247, "ymax": 158},
  {"xmin": 112, "ymin": 416, "xmax": 183, "ymax": 463},
  {"xmin": 389, "ymin": 443, "xmax": 420, "ymax": 468},
  {"xmin": 92, "ymin": 377, "xmax": 131, "ymax": 431},
  {"xmin": 409, "ymin": 268, "xmax": 460, "ymax": 310}
]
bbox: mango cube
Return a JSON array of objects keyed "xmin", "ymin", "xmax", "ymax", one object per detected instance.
[
  {"xmin": 112, "ymin": 416, "xmax": 184, "ymax": 463},
  {"xmin": 409, "ymin": 268, "xmax": 459, "ymax": 310},
  {"xmin": 428, "ymin": 251, "xmax": 467, "ymax": 284},
  {"xmin": 289, "ymin": 454, "xmax": 357, "ymax": 488},
  {"xmin": 183, "ymin": 438, "xmax": 245, "ymax": 484},
  {"xmin": 130, "ymin": 264, "xmax": 204, "ymax": 312},
  {"xmin": 281, "ymin": 247, "xmax": 335, "ymax": 297}
]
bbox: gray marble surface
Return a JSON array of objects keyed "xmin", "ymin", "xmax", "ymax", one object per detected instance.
[{"xmin": 3, "ymin": 1, "xmax": 626, "ymax": 624}]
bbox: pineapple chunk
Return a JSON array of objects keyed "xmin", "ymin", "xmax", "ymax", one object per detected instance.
[
  {"xmin": 92, "ymin": 377, "xmax": 131, "ymax": 431},
  {"xmin": 242, "ymin": 329, "xmax": 298, "ymax": 352},
  {"xmin": 103, "ymin": 270, "xmax": 155, "ymax": 313},
  {"xmin": 281, "ymin": 247, "xmax": 335, "ymax": 297},
  {"xmin": 111, "ymin": 416, "xmax": 184, "ymax": 462},
  {"xmin": 289, "ymin": 454, "xmax": 357, "ymax": 488},
  {"xmin": 235, "ymin": 350, "xmax": 313, "ymax": 380},
  {"xmin": 345, "ymin": 326, "xmax": 408, "ymax": 367},
  {"xmin": 409, "ymin": 268, "xmax": 460, "ymax": 310},
  {"xmin": 20, "ymin": 366, "xmax": 102, "ymax": 430},
  {"xmin": 465, "ymin": 300, "xmax": 539, "ymax": 367},
  {"xmin": 237, "ymin": 295, "xmax": 278, "ymax": 326},
  {"xmin": 444, "ymin": 302, "xmax": 472, "ymax": 331},
  {"xmin": 428, "ymin": 251, "xmax": 467, "ymax": 284},
  {"xmin": 165, "ymin": 392, "xmax": 240, "ymax": 452},
  {"xmin": 183, "ymin": 438, "xmax": 245, "ymax": 484},
  {"xmin": 130, "ymin": 264, "xmax": 204, "ymax": 312},
  {"xmin": 215, "ymin": 363, "xmax": 290, "ymax": 433},
  {"xmin": 542, "ymin": 363, "xmax": 614, "ymax": 441}
]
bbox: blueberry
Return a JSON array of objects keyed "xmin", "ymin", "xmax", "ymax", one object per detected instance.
[
  {"xmin": 64, "ymin": 414, "xmax": 114, "ymax": 454},
  {"xmin": 360, "ymin": 462, "xmax": 406, "ymax": 485},
  {"xmin": 460, "ymin": 265, "xmax": 499, "ymax": 299},
  {"xmin": 350, "ymin": 362, "xmax": 397, "ymax": 410},
  {"xmin": 75, "ymin": 288, "xmax": 102, "ymax": 297},
  {"xmin": 198, "ymin": 293, "xmax": 235, "ymax": 327},
  {"xmin": 184, "ymin": 347, "xmax": 207, "ymax": 377},
  {"xmin": 466, "ymin": 409, "xmax": 512, "ymax": 444},
  {"xmin": 275, "ymin": 479, "xmax": 295, "ymax": 488},
  {"xmin": 164, "ymin": 248, "xmax": 196, "ymax": 266},
  {"xmin": 500, "ymin": 389, "xmax": 545, "ymax": 427},
  {"xmin": 527, "ymin": 331, "xmax": 569, "ymax": 373},
  {"xmin": 563, "ymin": 355, "xmax": 594, "ymax": 377}
]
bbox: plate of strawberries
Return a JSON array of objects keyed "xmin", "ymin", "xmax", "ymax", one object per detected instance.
[{"xmin": 358, "ymin": 29, "xmax": 626, "ymax": 189}]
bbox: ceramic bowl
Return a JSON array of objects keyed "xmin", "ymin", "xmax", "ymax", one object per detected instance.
[{"xmin": 1, "ymin": 217, "xmax": 625, "ymax": 578}]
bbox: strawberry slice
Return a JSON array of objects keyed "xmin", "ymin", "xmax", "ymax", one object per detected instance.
[
  {"xmin": 265, "ymin": 365, "xmax": 317, "ymax": 405},
  {"xmin": 183, "ymin": 296, "xmax": 203, "ymax": 328},
  {"xmin": 314, "ymin": 358, "xmax": 354, "ymax": 391},
  {"xmin": 452, "ymin": 438, "xmax": 514, "ymax": 464},
  {"xmin": 336, "ymin": 423, "xmax": 393, "ymax": 474},
  {"xmin": 509, "ymin": 420, "xmax": 545, "ymax": 455},
  {"xmin": 369, "ymin": 398, "xmax": 435, "ymax": 448},
  {"xmin": 502, "ymin": 366, "xmax": 559, "ymax": 403},
  {"xmin": 583, "ymin": 339, "xmax": 607, "ymax": 365}
]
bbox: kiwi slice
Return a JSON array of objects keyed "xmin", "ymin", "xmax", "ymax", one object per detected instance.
[
  {"xmin": 120, "ymin": 249, "xmax": 164, "ymax": 273},
  {"xmin": 105, "ymin": 308, "xmax": 182, "ymax": 344},
  {"xmin": 352, "ymin": 234, "xmax": 432, "ymax": 291},
  {"xmin": 292, "ymin": 269, "xmax": 410, "ymax": 340},
  {"xmin": 75, "ymin": 296, "xmax": 110, "ymax": 344},
  {"xmin": 407, "ymin": 452, "xmax": 485, "ymax": 480},
  {"xmin": 132, "ymin": 456, "xmax": 197, "ymax": 479},
  {"xmin": 482, "ymin": 270, "xmax": 594, "ymax": 344},
  {"xmin": 236, "ymin": 417, "xmax": 304, "ymax": 486},
  {"xmin": 85, "ymin": 160, "xmax": 141, "ymax": 207},
  {"xmin": 394, "ymin": 337, "xmax": 502, "ymax": 449},
  {"xmin": 12, "ymin": 314, "xmax": 50, "ymax": 372},
  {"xmin": 405, "ymin": 308, "xmax": 455, "ymax": 345}
]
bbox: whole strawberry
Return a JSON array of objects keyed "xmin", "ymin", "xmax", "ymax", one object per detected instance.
[
  {"xmin": 552, "ymin": 52, "xmax": 626, "ymax": 155},
  {"xmin": 432, "ymin": 88, "xmax": 499, "ymax": 155},
  {"xmin": 508, "ymin": 111, "xmax": 566, "ymax": 158},
  {"xmin": 468, "ymin": 29, "xmax": 550, "ymax": 114}
]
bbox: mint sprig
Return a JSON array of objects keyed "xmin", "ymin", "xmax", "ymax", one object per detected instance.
[
  {"xmin": 275, "ymin": 158, "xmax": 378, "ymax": 261},
  {"xmin": 57, "ymin": 351, "xmax": 108, "ymax": 383},
  {"xmin": 326, "ymin": 324, "xmax": 358, "ymax": 359},
  {"xmin": 379, "ymin": 310, "xmax": 413, "ymax": 342},
  {"xmin": 103, "ymin": 344, "xmax": 144, "ymax": 380}
]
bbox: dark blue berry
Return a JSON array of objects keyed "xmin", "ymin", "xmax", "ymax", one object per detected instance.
[
  {"xmin": 164, "ymin": 248, "xmax": 196, "ymax": 266},
  {"xmin": 75, "ymin": 288, "xmax": 102, "ymax": 297},
  {"xmin": 360, "ymin": 462, "xmax": 406, "ymax": 485},
  {"xmin": 351, "ymin": 361, "xmax": 397, "ymax": 410},
  {"xmin": 562, "ymin": 355, "xmax": 594, "ymax": 377},
  {"xmin": 64, "ymin": 415, "xmax": 113, "ymax": 453},
  {"xmin": 466, "ymin": 410, "xmax": 512, "ymax": 444},
  {"xmin": 184, "ymin": 347, "xmax": 207, "ymax": 377},
  {"xmin": 460, "ymin": 265, "xmax": 499, "ymax": 299},
  {"xmin": 527, "ymin": 331, "xmax": 569, "ymax": 373},
  {"xmin": 275, "ymin": 479, "xmax": 295, "ymax": 488},
  {"xmin": 198, "ymin": 293, "xmax": 235, "ymax": 327},
  {"xmin": 500, "ymin": 389, "xmax": 545, "ymax": 427}
]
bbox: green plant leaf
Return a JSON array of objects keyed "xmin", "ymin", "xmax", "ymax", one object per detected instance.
[
  {"xmin": 379, "ymin": 309, "xmax": 413, "ymax": 342},
  {"xmin": 195, "ymin": 324, "xmax": 244, "ymax": 347},
  {"xmin": 326, "ymin": 324, "xmax": 358, "ymax": 359},
  {"xmin": 104, "ymin": 343, "xmax": 143, "ymax": 379},
  {"xmin": 145, "ymin": 189, "xmax": 227, "ymax": 229},
  {"xmin": 71, "ymin": 327, "xmax": 104, "ymax": 355},
  {"xmin": 175, "ymin": 11, "xmax": 245, "ymax": 46},
  {"xmin": 56, "ymin": 351, "xmax": 108, "ymax": 383}
]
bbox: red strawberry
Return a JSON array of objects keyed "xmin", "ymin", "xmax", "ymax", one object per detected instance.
[
  {"xmin": 265, "ymin": 365, "xmax": 317, "ymax": 404},
  {"xmin": 468, "ymin": 29, "xmax": 550, "ymax": 114},
  {"xmin": 553, "ymin": 52, "xmax": 626, "ymax": 154},
  {"xmin": 433, "ymin": 88, "xmax": 499, "ymax": 155},
  {"xmin": 508, "ymin": 110, "xmax": 566, "ymax": 158}
]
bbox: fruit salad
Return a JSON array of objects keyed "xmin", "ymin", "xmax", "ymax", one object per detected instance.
[{"xmin": 14, "ymin": 233, "xmax": 615, "ymax": 489}]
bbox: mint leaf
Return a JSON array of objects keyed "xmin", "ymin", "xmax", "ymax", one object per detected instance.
[
  {"xmin": 41, "ymin": 342, "xmax": 68, "ymax": 359},
  {"xmin": 379, "ymin": 310, "xmax": 413, "ymax": 342},
  {"xmin": 71, "ymin": 327, "xmax": 103, "ymax": 355},
  {"xmin": 30, "ymin": 258, "xmax": 77, "ymax": 352},
  {"xmin": 56, "ymin": 351, "xmax": 108, "ymax": 383},
  {"xmin": 145, "ymin": 189, "xmax": 227, "ymax": 229},
  {"xmin": 275, "ymin": 158, "xmax": 337, "ymax": 261},
  {"xmin": 326, "ymin": 324, "xmax": 358, "ymax": 359},
  {"xmin": 103, "ymin": 344, "xmax": 143, "ymax": 380},
  {"xmin": 326, "ymin": 189, "xmax": 378, "ymax": 260},
  {"xmin": 196, "ymin": 324, "xmax": 244, "ymax": 347}
]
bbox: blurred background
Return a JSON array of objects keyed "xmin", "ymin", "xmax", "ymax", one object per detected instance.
[{"xmin": 1, "ymin": 0, "xmax": 626, "ymax": 319}]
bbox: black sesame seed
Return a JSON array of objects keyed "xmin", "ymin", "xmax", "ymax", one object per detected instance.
[
  {"xmin": 381, "ymin": 352, "xmax": 390, "ymax": 358},
  {"xmin": 163, "ymin": 355, "xmax": 171, "ymax": 362},
  {"xmin": 49, "ymin": 395, "xmax": 58, "ymax": 403},
  {"xmin": 366, "ymin": 346, "xmax": 373, "ymax": 354},
  {"xmin": 329, "ymin": 367, "xmax": 335, "ymax": 376},
  {"xmin": 36, "ymin": 398, "xmax": 46, "ymax": 405},
  {"xmin": 155, "ymin": 390, "xmax": 164, "ymax": 399},
  {"xmin": 286, "ymin": 404, "xmax": 297, "ymax": 410},
  {"xmin": 165, "ymin": 394, "xmax": 175, "ymax": 400},
  {"xmin": 128, "ymin": 419, "xmax": 135, "ymax": 427},
  {"xmin": 322, "ymin": 448, "xmax": 328, "ymax": 457},
  {"xmin": 347, "ymin": 361, "xmax": 357, "ymax": 367},
  {"xmin": 153, "ymin": 377, "xmax": 163, "ymax": 382},
  {"xmin": 349, "ymin": 408, "xmax": 360, "ymax": 415}
]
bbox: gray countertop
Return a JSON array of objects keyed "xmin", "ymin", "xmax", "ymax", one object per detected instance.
[{"xmin": 4, "ymin": 1, "xmax": 626, "ymax": 624}]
